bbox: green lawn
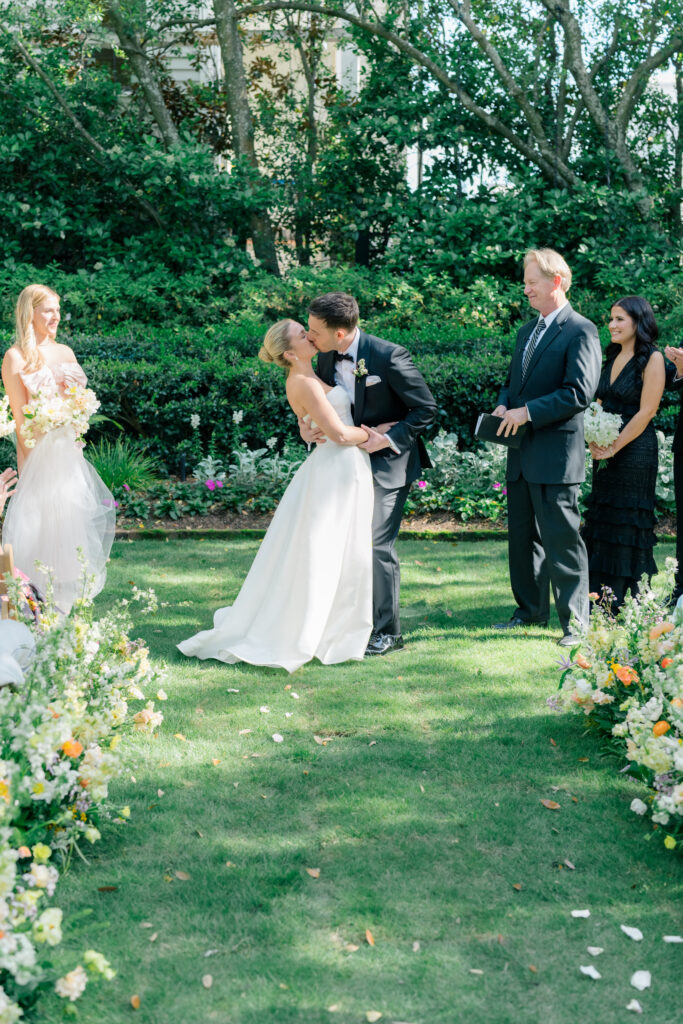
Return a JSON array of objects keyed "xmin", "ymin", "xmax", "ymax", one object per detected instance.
[{"xmin": 38, "ymin": 537, "xmax": 682, "ymax": 1024}]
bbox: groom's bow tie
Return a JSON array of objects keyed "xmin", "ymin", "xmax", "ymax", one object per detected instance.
[{"xmin": 334, "ymin": 352, "xmax": 354, "ymax": 363}]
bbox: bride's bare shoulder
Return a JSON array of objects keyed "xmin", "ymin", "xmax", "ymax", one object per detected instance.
[{"xmin": 2, "ymin": 345, "xmax": 24, "ymax": 373}]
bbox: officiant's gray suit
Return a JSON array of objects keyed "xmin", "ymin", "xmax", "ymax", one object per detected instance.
[
  {"xmin": 317, "ymin": 331, "xmax": 436, "ymax": 636},
  {"xmin": 498, "ymin": 304, "xmax": 601, "ymax": 632}
]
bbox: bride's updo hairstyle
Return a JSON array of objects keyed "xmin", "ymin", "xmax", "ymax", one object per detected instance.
[
  {"xmin": 15, "ymin": 284, "xmax": 60, "ymax": 373},
  {"xmin": 259, "ymin": 319, "xmax": 294, "ymax": 370}
]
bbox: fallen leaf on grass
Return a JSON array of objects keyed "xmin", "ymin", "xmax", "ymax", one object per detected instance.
[
  {"xmin": 163, "ymin": 874, "xmax": 173, "ymax": 882},
  {"xmin": 550, "ymin": 738, "xmax": 557, "ymax": 747},
  {"xmin": 412, "ymin": 940, "xmax": 420, "ymax": 952},
  {"xmin": 572, "ymin": 910, "xmax": 591, "ymax": 918},
  {"xmin": 366, "ymin": 1013, "xmax": 382, "ymax": 1023},
  {"xmin": 528, "ymin": 965, "xmax": 537, "ymax": 973},
  {"xmin": 305, "ymin": 867, "xmax": 320, "ymax": 878},
  {"xmin": 580, "ymin": 965, "xmax": 601, "ymax": 980},
  {"xmin": 238, "ymin": 729, "xmax": 251, "ymax": 736},
  {"xmin": 621, "ymin": 925, "xmax": 643, "ymax": 942},
  {"xmin": 663, "ymin": 935, "xmax": 683, "ymax": 943},
  {"xmin": 211, "ymin": 758, "xmax": 221, "ymax": 766},
  {"xmin": 174, "ymin": 870, "xmax": 190, "ymax": 881},
  {"xmin": 225, "ymin": 861, "xmax": 236, "ymax": 867},
  {"xmin": 626, "ymin": 999, "xmax": 643, "ymax": 1014},
  {"xmin": 369, "ymin": 740, "xmax": 377, "ymax": 746},
  {"xmin": 130, "ymin": 995, "xmax": 141, "ymax": 1010},
  {"xmin": 564, "ymin": 859, "xmax": 575, "ymax": 870},
  {"xmin": 365, "ymin": 929, "xmax": 375, "ymax": 946},
  {"xmin": 512, "ymin": 883, "xmax": 523, "ymax": 891},
  {"xmin": 327, "ymin": 1006, "xmax": 339, "ymax": 1013},
  {"xmin": 541, "ymin": 799, "xmax": 561, "ymax": 810},
  {"xmin": 202, "ymin": 975, "xmax": 213, "ymax": 989},
  {"xmin": 587, "ymin": 947, "xmax": 603, "ymax": 956},
  {"xmin": 419, "ymin": 784, "xmax": 425, "ymax": 793},
  {"xmin": 174, "ymin": 733, "xmax": 187, "ymax": 742},
  {"xmin": 469, "ymin": 968, "xmax": 483, "ymax": 975},
  {"xmin": 149, "ymin": 932, "xmax": 158, "ymax": 942},
  {"xmin": 630, "ymin": 971, "xmax": 651, "ymax": 991},
  {"xmin": 140, "ymin": 922, "xmax": 153, "ymax": 929},
  {"xmin": 344, "ymin": 943, "xmax": 359, "ymax": 952}
]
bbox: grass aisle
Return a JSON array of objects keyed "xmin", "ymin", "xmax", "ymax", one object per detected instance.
[{"xmin": 39, "ymin": 538, "xmax": 681, "ymax": 1024}]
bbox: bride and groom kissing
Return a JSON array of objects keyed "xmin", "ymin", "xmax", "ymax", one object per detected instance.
[{"xmin": 178, "ymin": 291, "xmax": 437, "ymax": 672}]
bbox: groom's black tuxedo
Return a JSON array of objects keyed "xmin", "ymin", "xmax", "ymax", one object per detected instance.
[
  {"xmin": 317, "ymin": 330, "xmax": 436, "ymax": 636},
  {"xmin": 317, "ymin": 331, "xmax": 435, "ymax": 488}
]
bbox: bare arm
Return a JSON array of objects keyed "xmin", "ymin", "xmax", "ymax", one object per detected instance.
[
  {"xmin": 590, "ymin": 352, "xmax": 665, "ymax": 459},
  {"xmin": 2, "ymin": 349, "xmax": 30, "ymax": 472},
  {"xmin": 288, "ymin": 378, "xmax": 369, "ymax": 446}
]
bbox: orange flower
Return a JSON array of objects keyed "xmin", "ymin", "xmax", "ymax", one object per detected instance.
[
  {"xmin": 79, "ymin": 778, "xmax": 89, "ymax": 788},
  {"xmin": 613, "ymin": 664, "xmax": 639, "ymax": 686},
  {"xmin": 62, "ymin": 740, "xmax": 83, "ymax": 758},
  {"xmin": 649, "ymin": 622, "xmax": 675, "ymax": 640},
  {"xmin": 653, "ymin": 720, "xmax": 671, "ymax": 737},
  {"xmin": 672, "ymin": 698, "xmax": 683, "ymax": 708},
  {"xmin": 17, "ymin": 846, "xmax": 31, "ymax": 858},
  {"xmin": 661, "ymin": 658, "xmax": 674, "ymax": 669},
  {"xmin": 575, "ymin": 653, "xmax": 592, "ymax": 670}
]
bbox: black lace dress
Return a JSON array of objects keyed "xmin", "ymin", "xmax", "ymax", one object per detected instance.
[{"xmin": 582, "ymin": 352, "xmax": 658, "ymax": 608}]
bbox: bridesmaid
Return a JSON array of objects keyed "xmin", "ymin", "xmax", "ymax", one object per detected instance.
[{"xmin": 582, "ymin": 296, "xmax": 665, "ymax": 611}]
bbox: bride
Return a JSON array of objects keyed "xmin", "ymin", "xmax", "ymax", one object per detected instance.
[
  {"xmin": 178, "ymin": 319, "xmax": 376, "ymax": 672},
  {"xmin": 2, "ymin": 284, "xmax": 115, "ymax": 612}
]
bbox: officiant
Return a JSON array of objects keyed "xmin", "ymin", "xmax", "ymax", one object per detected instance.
[{"xmin": 492, "ymin": 248, "xmax": 601, "ymax": 646}]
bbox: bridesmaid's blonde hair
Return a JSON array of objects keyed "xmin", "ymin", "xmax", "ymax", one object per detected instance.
[
  {"xmin": 14, "ymin": 284, "xmax": 60, "ymax": 372},
  {"xmin": 259, "ymin": 319, "xmax": 293, "ymax": 370}
]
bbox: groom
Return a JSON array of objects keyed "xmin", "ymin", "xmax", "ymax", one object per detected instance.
[{"xmin": 300, "ymin": 292, "xmax": 436, "ymax": 655}]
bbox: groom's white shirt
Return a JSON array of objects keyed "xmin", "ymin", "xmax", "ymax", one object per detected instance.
[{"xmin": 334, "ymin": 328, "xmax": 360, "ymax": 400}]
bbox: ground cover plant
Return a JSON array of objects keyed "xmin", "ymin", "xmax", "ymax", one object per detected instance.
[{"xmin": 35, "ymin": 537, "xmax": 682, "ymax": 1023}]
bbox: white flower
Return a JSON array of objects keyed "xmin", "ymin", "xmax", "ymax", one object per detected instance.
[
  {"xmin": 266, "ymin": 437, "xmax": 277, "ymax": 449},
  {"xmin": 33, "ymin": 906, "xmax": 63, "ymax": 946},
  {"xmin": 232, "ymin": 409, "xmax": 244, "ymax": 425},
  {"xmin": 84, "ymin": 949, "xmax": 115, "ymax": 979},
  {"xmin": 0, "ymin": 986, "xmax": 23, "ymax": 1023},
  {"xmin": 190, "ymin": 413, "xmax": 200, "ymax": 429},
  {"xmin": 630, "ymin": 798, "xmax": 648, "ymax": 816},
  {"xmin": 55, "ymin": 964, "xmax": 87, "ymax": 1001}
]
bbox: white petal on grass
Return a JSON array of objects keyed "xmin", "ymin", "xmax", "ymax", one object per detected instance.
[
  {"xmin": 630, "ymin": 971, "xmax": 651, "ymax": 991},
  {"xmin": 272, "ymin": 734, "xmax": 284, "ymax": 743},
  {"xmin": 291, "ymin": 692, "xmax": 300, "ymax": 699},
  {"xmin": 227, "ymin": 688, "xmax": 240, "ymax": 693},
  {"xmin": 626, "ymin": 1000, "xmax": 643, "ymax": 1014},
  {"xmin": 572, "ymin": 909, "xmax": 591, "ymax": 918},
  {"xmin": 259, "ymin": 706, "xmax": 270, "ymax": 713},
  {"xmin": 285, "ymin": 712, "xmax": 293, "ymax": 718},
  {"xmin": 621, "ymin": 925, "xmax": 644, "ymax": 941},
  {"xmin": 579, "ymin": 965, "xmax": 601, "ymax": 980},
  {"xmin": 630, "ymin": 798, "xmax": 648, "ymax": 815},
  {"xmin": 587, "ymin": 947, "xmax": 604, "ymax": 956},
  {"xmin": 663, "ymin": 935, "xmax": 683, "ymax": 943}
]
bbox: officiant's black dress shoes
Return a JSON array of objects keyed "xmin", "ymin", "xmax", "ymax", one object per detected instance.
[
  {"xmin": 365, "ymin": 632, "xmax": 405, "ymax": 656},
  {"xmin": 493, "ymin": 616, "xmax": 548, "ymax": 630}
]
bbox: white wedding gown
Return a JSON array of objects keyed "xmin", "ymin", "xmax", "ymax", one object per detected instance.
[
  {"xmin": 2, "ymin": 362, "xmax": 116, "ymax": 613},
  {"xmin": 178, "ymin": 385, "xmax": 374, "ymax": 672}
]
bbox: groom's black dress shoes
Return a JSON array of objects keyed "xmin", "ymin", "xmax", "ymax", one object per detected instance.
[
  {"xmin": 493, "ymin": 616, "xmax": 548, "ymax": 630},
  {"xmin": 365, "ymin": 632, "xmax": 405, "ymax": 656}
]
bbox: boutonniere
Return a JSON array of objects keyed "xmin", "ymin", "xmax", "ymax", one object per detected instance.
[{"xmin": 353, "ymin": 359, "xmax": 368, "ymax": 379}]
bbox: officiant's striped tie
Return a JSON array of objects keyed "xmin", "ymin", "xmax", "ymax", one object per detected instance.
[{"xmin": 521, "ymin": 317, "xmax": 546, "ymax": 381}]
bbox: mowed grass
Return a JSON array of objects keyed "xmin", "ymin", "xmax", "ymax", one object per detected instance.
[{"xmin": 36, "ymin": 537, "xmax": 682, "ymax": 1024}]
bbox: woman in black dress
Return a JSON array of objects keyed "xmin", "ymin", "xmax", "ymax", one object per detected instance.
[{"xmin": 582, "ymin": 296, "xmax": 665, "ymax": 611}]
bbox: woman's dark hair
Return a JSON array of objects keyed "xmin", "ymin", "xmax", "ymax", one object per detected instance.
[
  {"xmin": 605, "ymin": 295, "xmax": 659, "ymax": 371},
  {"xmin": 308, "ymin": 292, "xmax": 359, "ymax": 330}
]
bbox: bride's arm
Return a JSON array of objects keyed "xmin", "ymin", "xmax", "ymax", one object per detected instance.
[
  {"xmin": 2, "ymin": 349, "xmax": 31, "ymax": 473},
  {"xmin": 287, "ymin": 378, "xmax": 369, "ymax": 446}
]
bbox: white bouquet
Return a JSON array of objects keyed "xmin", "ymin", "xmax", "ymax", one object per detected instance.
[
  {"xmin": 21, "ymin": 385, "xmax": 100, "ymax": 449},
  {"xmin": 0, "ymin": 394, "xmax": 15, "ymax": 437},
  {"xmin": 584, "ymin": 401, "xmax": 622, "ymax": 453}
]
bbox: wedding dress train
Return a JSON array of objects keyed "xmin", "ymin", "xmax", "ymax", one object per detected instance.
[{"xmin": 178, "ymin": 386, "xmax": 373, "ymax": 672}]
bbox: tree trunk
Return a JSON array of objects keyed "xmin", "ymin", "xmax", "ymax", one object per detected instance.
[
  {"xmin": 104, "ymin": 1, "xmax": 180, "ymax": 149},
  {"xmin": 213, "ymin": 0, "xmax": 280, "ymax": 274},
  {"xmin": 675, "ymin": 58, "xmax": 683, "ymax": 240}
]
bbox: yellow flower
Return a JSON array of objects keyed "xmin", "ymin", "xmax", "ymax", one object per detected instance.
[
  {"xmin": 32, "ymin": 842, "xmax": 52, "ymax": 863},
  {"xmin": 664, "ymin": 835, "xmax": 677, "ymax": 850},
  {"xmin": 120, "ymin": 806, "xmax": 130, "ymax": 819}
]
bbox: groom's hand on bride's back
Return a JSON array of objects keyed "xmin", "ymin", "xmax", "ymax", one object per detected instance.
[{"xmin": 298, "ymin": 415, "xmax": 326, "ymax": 445}]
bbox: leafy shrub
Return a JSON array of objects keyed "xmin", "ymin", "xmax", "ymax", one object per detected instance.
[{"xmin": 86, "ymin": 437, "xmax": 161, "ymax": 493}]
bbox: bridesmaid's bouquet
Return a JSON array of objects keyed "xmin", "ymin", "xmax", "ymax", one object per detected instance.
[
  {"xmin": 584, "ymin": 401, "xmax": 622, "ymax": 468},
  {"xmin": 21, "ymin": 385, "xmax": 101, "ymax": 449}
]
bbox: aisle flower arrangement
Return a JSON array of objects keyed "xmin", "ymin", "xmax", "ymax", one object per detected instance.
[
  {"xmin": 0, "ymin": 577, "xmax": 166, "ymax": 1018},
  {"xmin": 554, "ymin": 559, "xmax": 683, "ymax": 851}
]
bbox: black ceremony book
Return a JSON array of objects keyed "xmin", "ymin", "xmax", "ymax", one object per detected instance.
[{"xmin": 475, "ymin": 412, "xmax": 527, "ymax": 449}]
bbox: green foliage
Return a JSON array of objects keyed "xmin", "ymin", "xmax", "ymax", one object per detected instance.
[{"xmin": 85, "ymin": 437, "xmax": 161, "ymax": 493}]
